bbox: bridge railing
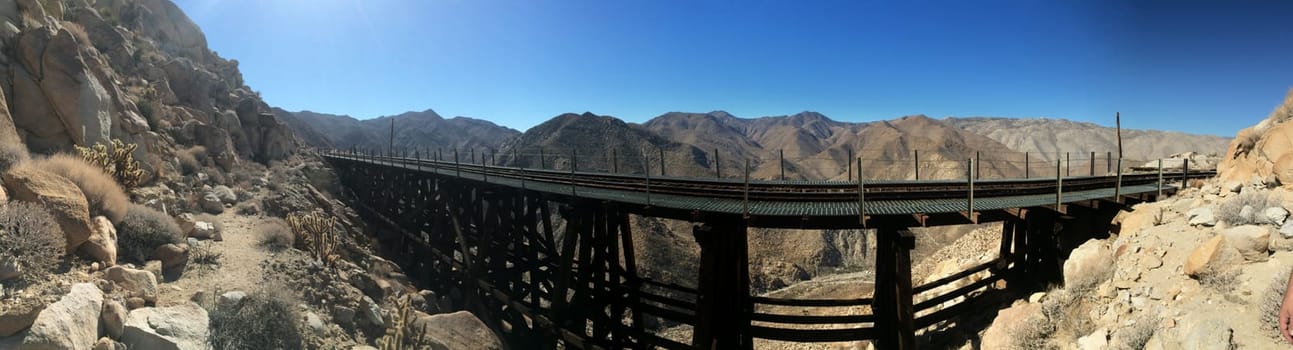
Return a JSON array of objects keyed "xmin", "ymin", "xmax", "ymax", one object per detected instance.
[{"xmin": 325, "ymin": 146, "xmax": 1203, "ymax": 183}]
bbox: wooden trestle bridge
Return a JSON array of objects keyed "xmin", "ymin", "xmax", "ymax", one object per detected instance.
[{"xmin": 322, "ymin": 149, "xmax": 1212, "ymax": 349}]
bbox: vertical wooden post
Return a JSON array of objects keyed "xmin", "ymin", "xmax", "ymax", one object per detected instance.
[
  {"xmin": 967, "ymin": 158, "xmax": 975, "ymax": 215},
  {"xmin": 454, "ymin": 149, "xmax": 461, "ymax": 177},
  {"xmin": 660, "ymin": 147, "xmax": 667, "ymax": 177},
  {"xmin": 540, "ymin": 148, "xmax": 546, "ymax": 170},
  {"xmin": 874, "ymin": 226, "xmax": 916, "ymax": 350},
  {"xmin": 1090, "ymin": 151, "xmax": 1095, "ymax": 176},
  {"xmin": 858, "ymin": 157, "xmax": 866, "ymax": 227},
  {"xmin": 914, "ymin": 150, "xmax": 920, "ymax": 180},
  {"xmin": 1182, "ymin": 159, "xmax": 1190, "ymax": 188},
  {"xmin": 1107, "ymin": 151, "xmax": 1112, "ymax": 173},
  {"xmin": 1066, "ymin": 152, "xmax": 1070, "ymax": 177},
  {"xmin": 1056, "ymin": 160, "xmax": 1063, "ymax": 209},
  {"xmin": 715, "ymin": 148, "xmax": 721, "ymax": 179},
  {"xmin": 1025, "ymin": 152, "xmax": 1030, "ymax": 179},
  {"xmin": 975, "ymin": 151, "xmax": 981, "ymax": 180},
  {"xmin": 612, "ymin": 148, "xmax": 619, "ymax": 174},
  {"xmin": 645, "ymin": 152, "xmax": 653, "ymax": 206},
  {"xmin": 780, "ymin": 149, "xmax": 786, "ymax": 181},
  {"xmin": 1115, "ymin": 158, "xmax": 1123, "ymax": 201},
  {"xmin": 690, "ymin": 217, "xmax": 752, "ymax": 350}
]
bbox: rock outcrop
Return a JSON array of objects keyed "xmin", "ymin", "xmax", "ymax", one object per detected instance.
[{"xmin": 1219, "ymin": 88, "xmax": 1293, "ymax": 186}]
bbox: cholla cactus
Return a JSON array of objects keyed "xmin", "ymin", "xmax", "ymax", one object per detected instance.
[
  {"xmin": 376, "ymin": 294, "xmax": 431, "ymax": 350},
  {"xmin": 75, "ymin": 139, "xmax": 146, "ymax": 190},
  {"xmin": 287, "ymin": 212, "xmax": 339, "ymax": 266}
]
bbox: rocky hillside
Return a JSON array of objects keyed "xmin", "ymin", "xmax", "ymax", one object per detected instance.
[
  {"xmin": 944, "ymin": 116, "xmax": 1231, "ymax": 163},
  {"xmin": 498, "ymin": 112, "xmax": 710, "ymax": 176},
  {"xmin": 281, "ymin": 108, "xmax": 520, "ymax": 153},
  {"xmin": 0, "ymin": 1, "xmax": 504, "ymax": 349},
  {"xmin": 964, "ymin": 88, "xmax": 1293, "ymax": 349}
]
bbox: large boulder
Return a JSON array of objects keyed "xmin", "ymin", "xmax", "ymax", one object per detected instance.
[
  {"xmin": 1184, "ymin": 235, "xmax": 1243, "ymax": 278},
  {"xmin": 1221, "ymin": 225, "xmax": 1271, "ymax": 262},
  {"xmin": 1063, "ymin": 239, "xmax": 1114, "ymax": 289},
  {"xmin": 199, "ymin": 192, "xmax": 223, "ymax": 214},
  {"xmin": 1187, "ymin": 208, "xmax": 1217, "ymax": 227},
  {"xmin": 18, "ymin": 283, "xmax": 104, "ymax": 350},
  {"xmin": 4, "ymin": 167, "xmax": 94, "ymax": 251},
  {"xmin": 211, "ymin": 185, "xmax": 236, "ymax": 204},
  {"xmin": 1219, "ymin": 88, "xmax": 1293, "ymax": 186},
  {"xmin": 409, "ymin": 311, "xmax": 504, "ymax": 350},
  {"xmin": 105, "ymin": 266, "xmax": 159, "ymax": 303},
  {"xmin": 101, "ymin": 300, "xmax": 127, "ymax": 339},
  {"xmin": 80, "ymin": 216, "xmax": 117, "ymax": 266},
  {"xmin": 121, "ymin": 303, "xmax": 210, "ymax": 350},
  {"xmin": 981, "ymin": 302, "xmax": 1047, "ymax": 350}
]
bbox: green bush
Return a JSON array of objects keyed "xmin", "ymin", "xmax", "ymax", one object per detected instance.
[
  {"xmin": 207, "ymin": 287, "xmax": 304, "ymax": 350},
  {"xmin": 0, "ymin": 202, "xmax": 64, "ymax": 282},
  {"xmin": 116, "ymin": 204, "xmax": 183, "ymax": 264}
]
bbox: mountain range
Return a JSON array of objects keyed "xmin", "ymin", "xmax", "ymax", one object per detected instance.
[{"xmin": 284, "ymin": 110, "xmax": 1229, "ymax": 181}]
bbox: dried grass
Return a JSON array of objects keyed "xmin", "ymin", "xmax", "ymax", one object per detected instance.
[
  {"xmin": 117, "ymin": 204, "xmax": 184, "ymax": 263},
  {"xmin": 28, "ymin": 154, "xmax": 130, "ymax": 223},
  {"xmin": 0, "ymin": 202, "xmax": 64, "ymax": 283}
]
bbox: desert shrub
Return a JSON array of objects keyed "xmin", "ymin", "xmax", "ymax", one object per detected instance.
[
  {"xmin": 255, "ymin": 218, "xmax": 293, "ymax": 251},
  {"xmin": 207, "ymin": 286, "xmax": 304, "ymax": 350},
  {"xmin": 188, "ymin": 245, "xmax": 222, "ymax": 271},
  {"xmin": 1109, "ymin": 314, "xmax": 1159, "ymax": 350},
  {"xmin": 75, "ymin": 139, "xmax": 146, "ymax": 190},
  {"xmin": 1262, "ymin": 268, "xmax": 1292, "ymax": 340},
  {"xmin": 1200, "ymin": 268, "xmax": 1240, "ymax": 294},
  {"xmin": 117, "ymin": 204, "xmax": 184, "ymax": 263},
  {"xmin": 0, "ymin": 202, "xmax": 64, "ymax": 282},
  {"xmin": 1218, "ymin": 190, "xmax": 1281, "ymax": 226},
  {"xmin": 177, "ymin": 147, "xmax": 203, "ymax": 175},
  {"xmin": 28, "ymin": 154, "xmax": 130, "ymax": 223},
  {"xmin": 0, "ymin": 142, "xmax": 30, "ymax": 174},
  {"xmin": 288, "ymin": 212, "xmax": 339, "ymax": 265}
]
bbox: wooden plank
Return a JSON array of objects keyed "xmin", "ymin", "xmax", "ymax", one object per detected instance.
[
  {"xmin": 747, "ymin": 325, "xmax": 877, "ymax": 342},
  {"xmin": 750, "ymin": 296, "xmax": 872, "ymax": 307},
  {"xmin": 749, "ymin": 312, "xmax": 875, "ymax": 325}
]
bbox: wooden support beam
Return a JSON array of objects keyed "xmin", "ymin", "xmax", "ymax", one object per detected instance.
[
  {"xmin": 690, "ymin": 216, "xmax": 752, "ymax": 350},
  {"xmin": 874, "ymin": 226, "xmax": 917, "ymax": 350}
]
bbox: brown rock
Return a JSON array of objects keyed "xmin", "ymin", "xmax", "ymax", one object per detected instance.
[
  {"xmin": 102, "ymin": 300, "xmax": 127, "ymax": 338},
  {"xmin": 0, "ymin": 301, "xmax": 44, "ymax": 337},
  {"xmin": 92, "ymin": 338, "xmax": 119, "ymax": 350},
  {"xmin": 175, "ymin": 213, "xmax": 196, "ymax": 237},
  {"xmin": 410, "ymin": 311, "xmax": 504, "ymax": 350},
  {"xmin": 1222, "ymin": 225, "xmax": 1271, "ymax": 262},
  {"xmin": 80, "ymin": 216, "xmax": 118, "ymax": 266},
  {"xmin": 3, "ymin": 167, "xmax": 94, "ymax": 251},
  {"xmin": 1064, "ymin": 239, "xmax": 1114, "ymax": 289},
  {"xmin": 125, "ymin": 298, "xmax": 146, "ymax": 310},
  {"xmin": 1184, "ymin": 235, "xmax": 1242, "ymax": 278},
  {"xmin": 105, "ymin": 266, "xmax": 159, "ymax": 304},
  {"xmin": 152, "ymin": 243, "xmax": 188, "ymax": 269}
]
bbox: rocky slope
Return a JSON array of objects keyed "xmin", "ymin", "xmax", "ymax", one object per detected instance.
[
  {"xmin": 281, "ymin": 108, "xmax": 520, "ymax": 153},
  {"xmin": 1218, "ymin": 88, "xmax": 1293, "ymax": 186},
  {"xmin": 944, "ymin": 116, "xmax": 1231, "ymax": 163},
  {"xmin": 0, "ymin": 1, "xmax": 500, "ymax": 349}
]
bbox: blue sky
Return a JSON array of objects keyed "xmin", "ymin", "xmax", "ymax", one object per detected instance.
[{"xmin": 174, "ymin": 0, "xmax": 1293, "ymax": 137}]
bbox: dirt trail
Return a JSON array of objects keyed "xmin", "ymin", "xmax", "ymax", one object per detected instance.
[{"xmin": 156, "ymin": 208, "xmax": 274, "ymax": 306}]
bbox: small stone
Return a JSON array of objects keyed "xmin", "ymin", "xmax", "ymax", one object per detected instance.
[
  {"xmin": 1188, "ymin": 208, "xmax": 1217, "ymax": 227},
  {"xmin": 106, "ymin": 266, "xmax": 159, "ymax": 303},
  {"xmin": 1281, "ymin": 221, "xmax": 1293, "ymax": 238},
  {"xmin": 0, "ymin": 258, "xmax": 21, "ymax": 281},
  {"xmin": 152, "ymin": 243, "xmax": 189, "ymax": 269},
  {"xmin": 102, "ymin": 300, "xmax": 127, "ymax": 338},
  {"xmin": 333, "ymin": 305, "xmax": 356, "ymax": 327},
  {"xmin": 305, "ymin": 312, "xmax": 324, "ymax": 335},
  {"xmin": 192, "ymin": 221, "xmax": 219, "ymax": 240},
  {"xmin": 93, "ymin": 337, "xmax": 119, "ymax": 350},
  {"xmin": 1266, "ymin": 207, "xmax": 1290, "ymax": 225},
  {"xmin": 187, "ymin": 237, "xmax": 200, "ymax": 247},
  {"xmin": 200, "ymin": 193, "xmax": 224, "ymax": 214},
  {"xmin": 361, "ymin": 296, "xmax": 384, "ymax": 328},
  {"xmin": 219, "ymin": 291, "xmax": 246, "ymax": 309},
  {"xmin": 175, "ymin": 213, "xmax": 196, "ymax": 236}
]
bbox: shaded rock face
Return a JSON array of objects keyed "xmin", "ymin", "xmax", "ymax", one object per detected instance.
[{"xmin": 410, "ymin": 311, "xmax": 504, "ymax": 350}]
